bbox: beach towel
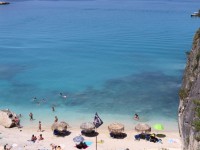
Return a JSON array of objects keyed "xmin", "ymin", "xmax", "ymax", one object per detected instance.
[
  {"xmin": 59, "ymin": 144, "xmax": 65, "ymax": 149},
  {"xmin": 12, "ymin": 143, "xmax": 18, "ymax": 148},
  {"xmin": 97, "ymin": 140, "xmax": 104, "ymax": 144},
  {"xmin": 168, "ymin": 138, "xmax": 179, "ymax": 144},
  {"xmin": 85, "ymin": 141, "xmax": 93, "ymax": 146}
]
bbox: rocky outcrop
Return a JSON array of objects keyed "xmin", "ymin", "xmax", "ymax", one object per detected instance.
[
  {"xmin": 0, "ymin": 109, "xmax": 18, "ymax": 128},
  {"xmin": 178, "ymin": 28, "xmax": 200, "ymax": 150},
  {"xmin": 0, "ymin": 1, "xmax": 9, "ymax": 5}
]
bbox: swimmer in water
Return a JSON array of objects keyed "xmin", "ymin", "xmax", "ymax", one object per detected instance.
[{"xmin": 60, "ymin": 92, "xmax": 67, "ymax": 99}]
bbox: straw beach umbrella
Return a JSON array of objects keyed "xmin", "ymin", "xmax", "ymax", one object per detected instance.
[
  {"xmin": 80, "ymin": 122, "xmax": 95, "ymax": 133},
  {"xmin": 135, "ymin": 123, "xmax": 151, "ymax": 133},
  {"xmin": 51, "ymin": 121, "xmax": 69, "ymax": 131},
  {"xmin": 108, "ymin": 123, "xmax": 124, "ymax": 133}
]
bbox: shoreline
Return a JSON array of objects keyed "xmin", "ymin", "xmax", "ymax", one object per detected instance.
[
  {"xmin": 0, "ymin": 123, "xmax": 182, "ymax": 150},
  {"xmin": 0, "ymin": 106, "xmax": 179, "ymax": 132}
]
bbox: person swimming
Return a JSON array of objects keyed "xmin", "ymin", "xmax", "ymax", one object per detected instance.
[{"xmin": 60, "ymin": 92, "xmax": 67, "ymax": 99}]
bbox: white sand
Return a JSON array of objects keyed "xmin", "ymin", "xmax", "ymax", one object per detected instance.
[{"xmin": 0, "ymin": 125, "xmax": 182, "ymax": 150}]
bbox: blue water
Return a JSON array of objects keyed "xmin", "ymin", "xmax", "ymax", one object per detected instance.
[{"xmin": 0, "ymin": 0, "xmax": 200, "ymax": 130}]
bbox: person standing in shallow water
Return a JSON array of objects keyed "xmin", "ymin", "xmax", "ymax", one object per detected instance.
[
  {"xmin": 134, "ymin": 113, "xmax": 139, "ymax": 120},
  {"xmin": 54, "ymin": 116, "xmax": 58, "ymax": 122},
  {"xmin": 29, "ymin": 112, "xmax": 33, "ymax": 120},
  {"xmin": 52, "ymin": 106, "xmax": 55, "ymax": 112}
]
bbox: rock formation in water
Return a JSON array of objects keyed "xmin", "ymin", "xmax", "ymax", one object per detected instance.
[
  {"xmin": 0, "ymin": 109, "xmax": 18, "ymax": 128},
  {"xmin": 0, "ymin": 1, "xmax": 9, "ymax": 5},
  {"xmin": 178, "ymin": 28, "xmax": 200, "ymax": 150}
]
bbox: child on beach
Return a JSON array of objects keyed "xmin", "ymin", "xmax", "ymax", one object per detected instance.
[{"xmin": 38, "ymin": 121, "xmax": 42, "ymax": 132}]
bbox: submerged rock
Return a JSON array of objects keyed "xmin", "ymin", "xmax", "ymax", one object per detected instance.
[
  {"xmin": 178, "ymin": 28, "xmax": 200, "ymax": 150},
  {"xmin": 0, "ymin": 1, "xmax": 9, "ymax": 5},
  {"xmin": 0, "ymin": 109, "xmax": 18, "ymax": 128}
]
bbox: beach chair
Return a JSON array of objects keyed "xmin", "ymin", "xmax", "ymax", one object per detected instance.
[{"xmin": 53, "ymin": 129, "xmax": 69, "ymax": 137}]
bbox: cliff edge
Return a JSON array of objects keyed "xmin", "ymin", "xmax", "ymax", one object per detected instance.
[{"xmin": 178, "ymin": 28, "xmax": 200, "ymax": 150}]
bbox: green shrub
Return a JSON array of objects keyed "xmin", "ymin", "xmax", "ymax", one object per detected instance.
[
  {"xmin": 196, "ymin": 53, "xmax": 200, "ymax": 62},
  {"xmin": 179, "ymin": 89, "xmax": 188, "ymax": 100},
  {"xmin": 193, "ymin": 99, "xmax": 200, "ymax": 106},
  {"xmin": 193, "ymin": 64, "xmax": 198, "ymax": 71},
  {"xmin": 192, "ymin": 120, "xmax": 200, "ymax": 132},
  {"xmin": 195, "ymin": 107, "xmax": 200, "ymax": 118},
  {"xmin": 186, "ymin": 136, "xmax": 190, "ymax": 145},
  {"xmin": 195, "ymin": 135, "xmax": 200, "ymax": 142}
]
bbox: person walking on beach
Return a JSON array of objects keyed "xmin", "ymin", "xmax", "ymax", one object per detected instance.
[
  {"xmin": 29, "ymin": 112, "xmax": 33, "ymax": 120},
  {"xmin": 54, "ymin": 116, "xmax": 58, "ymax": 122},
  {"xmin": 38, "ymin": 121, "xmax": 42, "ymax": 132}
]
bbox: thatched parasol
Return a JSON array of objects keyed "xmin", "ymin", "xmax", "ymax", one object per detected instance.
[
  {"xmin": 51, "ymin": 121, "xmax": 69, "ymax": 131},
  {"xmin": 135, "ymin": 123, "xmax": 151, "ymax": 133},
  {"xmin": 80, "ymin": 122, "xmax": 95, "ymax": 132},
  {"xmin": 108, "ymin": 123, "xmax": 124, "ymax": 133}
]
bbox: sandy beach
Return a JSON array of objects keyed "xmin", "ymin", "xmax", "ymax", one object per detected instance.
[{"xmin": 0, "ymin": 124, "xmax": 182, "ymax": 150}]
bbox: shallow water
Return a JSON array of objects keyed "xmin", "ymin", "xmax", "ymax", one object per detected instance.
[{"xmin": 0, "ymin": 0, "xmax": 200, "ymax": 130}]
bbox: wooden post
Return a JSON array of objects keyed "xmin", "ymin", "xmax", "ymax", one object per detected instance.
[{"xmin": 96, "ymin": 128, "xmax": 97, "ymax": 150}]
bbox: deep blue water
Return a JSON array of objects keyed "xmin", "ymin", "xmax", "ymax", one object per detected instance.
[{"xmin": 0, "ymin": 0, "xmax": 200, "ymax": 129}]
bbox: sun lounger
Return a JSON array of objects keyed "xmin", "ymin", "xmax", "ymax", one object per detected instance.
[
  {"xmin": 53, "ymin": 129, "xmax": 69, "ymax": 137},
  {"xmin": 134, "ymin": 133, "xmax": 150, "ymax": 141},
  {"xmin": 110, "ymin": 132, "xmax": 127, "ymax": 139}
]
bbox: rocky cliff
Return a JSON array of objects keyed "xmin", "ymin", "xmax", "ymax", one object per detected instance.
[
  {"xmin": 178, "ymin": 28, "xmax": 200, "ymax": 150},
  {"xmin": 0, "ymin": 109, "xmax": 18, "ymax": 128}
]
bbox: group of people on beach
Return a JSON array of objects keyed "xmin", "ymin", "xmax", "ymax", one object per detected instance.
[{"xmin": 31, "ymin": 134, "xmax": 44, "ymax": 143}]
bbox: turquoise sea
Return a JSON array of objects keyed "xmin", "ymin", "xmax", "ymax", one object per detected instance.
[{"xmin": 0, "ymin": 0, "xmax": 200, "ymax": 130}]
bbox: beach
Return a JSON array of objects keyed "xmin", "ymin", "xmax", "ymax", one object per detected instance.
[
  {"xmin": 0, "ymin": 124, "xmax": 181, "ymax": 150},
  {"xmin": 0, "ymin": 0, "xmax": 200, "ymax": 149}
]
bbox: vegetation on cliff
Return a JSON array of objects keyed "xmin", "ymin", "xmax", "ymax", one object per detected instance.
[{"xmin": 178, "ymin": 28, "xmax": 200, "ymax": 150}]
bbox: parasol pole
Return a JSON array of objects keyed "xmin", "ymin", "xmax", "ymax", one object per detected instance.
[{"xmin": 96, "ymin": 127, "xmax": 97, "ymax": 150}]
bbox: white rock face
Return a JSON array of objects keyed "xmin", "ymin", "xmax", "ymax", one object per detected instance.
[{"xmin": 0, "ymin": 109, "xmax": 18, "ymax": 128}]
